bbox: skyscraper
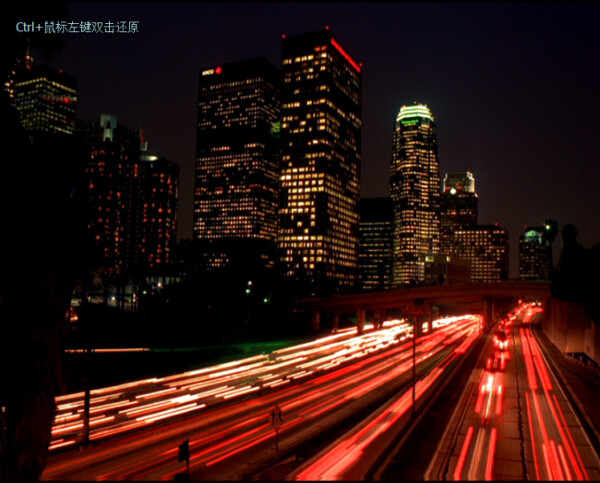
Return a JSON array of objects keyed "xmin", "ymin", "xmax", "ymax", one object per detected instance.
[
  {"xmin": 358, "ymin": 197, "xmax": 394, "ymax": 292},
  {"xmin": 440, "ymin": 171, "xmax": 478, "ymax": 256},
  {"xmin": 12, "ymin": 64, "xmax": 77, "ymax": 140},
  {"xmin": 278, "ymin": 28, "xmax": 362, "ymax": 296},
  {"xmin": 85, "ymin": 115, "xmax": 180, "ymax": 276},
  {"xmin": 390, "ymin": 103, "xmax": 441, "ymax": 286},
  {"xmin": 84, "ymin": 114, "xmax": 143, "ymax": 271},
  {"xmin": 194, "ymin": 57, "xmax": 281, "ymax": 271},
  {"xmin": 139, "ymin": 155, "xmax": 179, "ymax": 269}
]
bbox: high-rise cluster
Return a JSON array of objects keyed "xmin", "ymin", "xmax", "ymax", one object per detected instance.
[
  {"xmin": 385, "ymin": 104, "xmax": 511, "ymax": 286},
  {"xmin": 194, "ymin": 28, "xmax": 362, "ymax": 296},
  {"xmin": 8, "ymin": 59, "xmax": 180, "ymax": 308}
]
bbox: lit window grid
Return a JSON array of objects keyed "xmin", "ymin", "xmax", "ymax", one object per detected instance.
[
  {"xmin": 13, "ymin": 78, "xmax": 77, "ymax": 135},
  {"xmin": 451, "ymin": 228, "xmax": 509, "ymax": 282},
  {"xmin": 279, "ymin": 35, "xmax": 362, "ymax": 288},
  {"xmin": 390, "ymin": 113, "xmax": 441, "ymax": 286}
]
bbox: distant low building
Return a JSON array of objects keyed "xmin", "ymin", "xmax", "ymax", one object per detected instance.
[
  {"xmin": 451, "ymin": 224, "xmax": 509, "ymax": 282},
  {"xmin": 519, "ymin": 225, "xmax": 553, "ymax": 280},
  {"xmin": 423, "ymin": 254, "xmax": 471, "ymax": 285},
  {"xmin": 359, "ymin": 197, "xmax": 393, "ymax": 292}
]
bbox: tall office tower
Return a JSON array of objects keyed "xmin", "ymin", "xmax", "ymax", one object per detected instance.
[
  {"xmin": 4, "ymin": 43, "xmax": 34, "ymax": 99},
  {"xmin": 279, "ymin": 28, "xmax": 362, "ymax": 296},
  {"xmin": 390, "ymin": 103, "xmax": 441, "ymax": 287},
  {"xmin": 519, "ymin": 225, "xmax": 554, "ymax": 280},
  {"xmin": 440, "ymin": 171, "xmax": 478, "ymax": 255},
  {"xmin": 12, "ymin": 64, "xmax": 77, "ymax": 140},
  {"xmin": 139, "ymin": 155, "xmax": 179, "ymax": 269},
  {"xmin": 194, "ymin": 57, "xmax": 280, "ymax": 271},
  {"xmin": 358, "ymin": 197, "xmax": 394, "ymax": 292},
  {"xmin": 84, "ymin": 114, "xmax": 143, "ymax": 271},
  {"xmin": 452, "ymin": 224, "xmax": 509, "ymax": 282}
]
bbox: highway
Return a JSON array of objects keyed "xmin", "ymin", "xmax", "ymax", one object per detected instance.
[
  {"xmin": 42, "ymin": 314, "xmax": 481, "ymax": 480},
  {"xmin": 426, "ymin": 303, "xmax": 600, "ymax": 481}
]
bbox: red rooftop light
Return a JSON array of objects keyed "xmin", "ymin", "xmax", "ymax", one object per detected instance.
[
  {"xmin": 330, "ymin": 38, "xmax": 361, "ymax": 73},
  {"xmin": 215, "ymin": 66, "xmax": 222, "ymax": 74}
]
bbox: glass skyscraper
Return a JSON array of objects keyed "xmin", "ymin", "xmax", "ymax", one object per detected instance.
[
  {"xmin": 390, "ymin": 103, "xmax": 441, "ymax": 286},
  {"xmin": 194, "ymin": 57, "xmax": 281, "ymax": 271},
  {"xmin": 278, "ymin": 28, "xmax": 362, "ymax": 296}
]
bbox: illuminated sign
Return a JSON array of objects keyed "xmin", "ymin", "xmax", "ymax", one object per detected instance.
[{"xmin": 202, "ymin": 66, "xmax": 223, "ymax": 76}]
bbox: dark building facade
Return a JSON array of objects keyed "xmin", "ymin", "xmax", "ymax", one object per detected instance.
[
  {"xmin": 84, "ymin": 115, "xmax": 178, "ymax": 275},
  {"xmin": 519, "ymin": 225, "xmax": 553, "ymax": 280},
  {"xmin": 12, "ymin": 64, "xmax": 77, "ymax": 140},
  {"xmin": 358, "ymin": 197, "xmax": 393, "ymax": 292},
  {"xmin": 390, "ymin": 103, "xmax": 441, "ymax": 287},
  {"xmin": 440, "ymin": 171, "xmax": 478, "ymax": 256},
  {"xmin": 83, "ymin": 114, "xmax": 144, "ymax": 271},
  {"xmin": 278, "ymin": 28, "xmax": 362, "ymax": 296},
  {"xmin": 138, "ymin": 155, "xmax": 179, "ymax": 269},
  {"xmin": 194, "ymin": 57, "xmax": 281, "ymax": 271}
]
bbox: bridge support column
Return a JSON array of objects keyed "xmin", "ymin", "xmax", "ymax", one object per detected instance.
[
  {"xmin": 483, "ymin": 296, "xmax": 495, "ymax": 328},
  {"xmin": 311, "ymin": 310, "xmax": 321, "ymax": 333},
  {"xmin": 332, "ymin": 313, "xmax": 340, "ymax": 332},
  {"xmin": 372, "ymin": 309, "xmax": 386, "ymax": 329},
  {"xmin": 357, "ymin": 309, "xmax": 366, "ymax": 334}
]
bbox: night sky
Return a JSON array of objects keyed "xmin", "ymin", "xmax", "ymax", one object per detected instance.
[{"xmin": 36, "ymin": 2, "xmax": 599, "ymax": 278}]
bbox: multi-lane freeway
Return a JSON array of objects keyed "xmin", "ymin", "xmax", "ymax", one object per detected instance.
[
  {"xmin": 41, "ymin": 303, "xmax": 600, "ymax": 480},
  {"xmin": 42, "ymin": 314, "xmax": 481, "ymax": 480},
  {"xmin": 426, "ymin": 303, "xmax": 600, "ymax": 481}
]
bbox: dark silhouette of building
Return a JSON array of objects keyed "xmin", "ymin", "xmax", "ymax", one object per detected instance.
[
  {"xmin": 194, "ymin": 57, "xmax": 281, "ymax": 272},
  {"xmin": 358, "ymin": 197, "xmax": 393, "ymax": 292},
  {"xmin": 278, "ymin": 28, "xmax": 362, "ymax": 296},
  {"xmin": 390, "ymin": 103, "xmax": 441, "ymax": 286}
]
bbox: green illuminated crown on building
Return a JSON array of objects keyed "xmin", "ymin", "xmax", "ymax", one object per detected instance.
[{"xmin": 396, "ymin": 103, "xmax": 434, "ymax": 124}]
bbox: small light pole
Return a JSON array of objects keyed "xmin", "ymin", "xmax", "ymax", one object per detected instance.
[
  {"xmin": 176, "ymin": 438, "xmax": 190, "ymax": 480},
  {"xmin": 268, "ymin": 404, "xmax": 284, "ymax": 461}
]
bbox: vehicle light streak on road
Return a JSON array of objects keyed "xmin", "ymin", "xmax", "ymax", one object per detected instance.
[
  {"xmin": 453, "ymin": 426, "xmax": 475, "ymax": 481},
  {"xmin": 293, "ymin": 319, "xmax": 482, "ymax": 481},
  {"xmin": 50, "ymin": 317, "xmax": 457, "ymax": 449},
  {"xmin": 484, "ymin": 427, "xmax": 497, "ymax": 480},
  {"xmin": 294, "ymin": 365, "xmax": 450, "ymax": 481},
  {"xmin": 519, "ymin": 308, "xmax": 589, "ymax": 481},
  {"xmin": 44, "ymin": 315, "xmax": 483, "ymax": 480}
]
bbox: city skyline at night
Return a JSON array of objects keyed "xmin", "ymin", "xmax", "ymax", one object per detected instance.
[
  {"xmin": 5, "ymin": 5, "xmax": 600, "ymax": 480},
  {"xmin": 19, "ymin": 2, "xmax": 600, "ymax": 279}
]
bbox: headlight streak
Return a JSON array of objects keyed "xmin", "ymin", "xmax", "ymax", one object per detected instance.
[
  {"xmin": 520, "ymin": 312, "xmax": 589, "ymax": 481},
  {"xmin": 49, "ymin": 315, "xmax": 480, "ymax": 453}
]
